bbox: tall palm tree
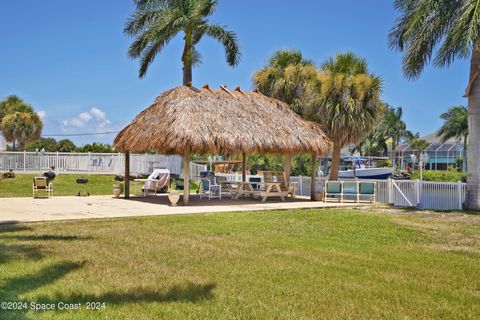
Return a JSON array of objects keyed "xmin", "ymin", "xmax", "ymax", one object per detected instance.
[
  {"xmin": 437, "ymin": 105, "xmax": 468, "ymax": 171},
  {"xmin": 253, "ymin": 50, "xmax": 317, "ymax": 116},
  {"xmin": 1, "ymin": 112, "xmax": 43, "ymax": 151},
  {"xmin": 389, "ymin": 0, "xmax": 480, "ymax": 209},
  {"xmin": 376, "ymin": 106, "xmax": 413, "ymax": 170},
  {"xmin": 306, "ymin": 52, "xmax": 383, "ymax": 180},
  {"xmin": 125, "ymin": 0, "xmax": 240, "ymax": 85}
]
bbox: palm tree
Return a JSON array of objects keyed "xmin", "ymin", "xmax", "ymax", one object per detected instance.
[
  {"xmin": 388, "ymin": 0, "xmax": 480, "ymax": 209},
  {"xmin": 376, "ymin": 106, "xmax": 413, "ymax": 170},
  {"xmin": 1, "ymin": 112, "xmax": 43, "ymax": 150},
  {"xmin": 306, "ymin": 52, "xmax": 383, "ymax": 180},
  {"xmin": 353, "ymin": 131, "xmax": 388, "ymax": 157},
  {"xmin": 252, "ymin": 50, "xmax": 317, "ymax": 180},
  {"xmin": 437, "ymin": 105, "xmax": 468, "ymax": 172},
  {"xmin": 0, "ymin": 95, "xmax": 33, "ymax": 123},
  {"xmin": 253, "ymin": 50, "xmax": 317, "ymax": 115},
  {"xmin": 125, "ymin": 0, "xmax": 240, "ymax": 85}
]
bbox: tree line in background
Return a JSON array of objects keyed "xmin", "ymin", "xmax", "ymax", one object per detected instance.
[{"xmin": 19, "ymin": 138, "xmax": 114, "ymax": 153}]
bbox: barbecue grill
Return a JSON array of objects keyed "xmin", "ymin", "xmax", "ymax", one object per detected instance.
[{"xmin": 76, "ymin": 178, "xmax": 89, "ymax": 196}]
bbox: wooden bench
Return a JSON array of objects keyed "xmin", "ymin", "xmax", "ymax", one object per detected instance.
[{"xmin": 324, "ymin": 181, "xmax": 375, "ymax": 203}]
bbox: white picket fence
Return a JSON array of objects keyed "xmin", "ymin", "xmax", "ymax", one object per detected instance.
[{"xmin": 215, "ymin": 173, "xmax": 465, "ymax": 211}]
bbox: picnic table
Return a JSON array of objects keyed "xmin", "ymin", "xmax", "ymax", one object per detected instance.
[{"xmin": 221, "ymin": 181, "xmax": 288, "ymax": 202}]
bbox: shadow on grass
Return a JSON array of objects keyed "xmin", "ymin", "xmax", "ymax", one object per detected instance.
[
  {"xmin": 0, "ymin": 221, "xmax": 32, "ymax": 233},
  {"xmin": 1, "ymin": 235, "xmax": 93, "ymax": 241},
  {"xmin": 34, "ymin": 282, "xmax": 216, "ymax": 307},
  {"xmin": 0, "ymin": 261, "xmax": 85, "ymax": 320},
  {"xmin": 0, "ymin": 221, "xmax": 92, "ymax": 264}
]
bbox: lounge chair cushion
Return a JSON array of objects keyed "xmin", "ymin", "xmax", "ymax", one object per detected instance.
[
  {"xmin": 359, "ymin": 182, "xmax": 375, "ymax": 194},
  {"xmin": 326, "ymin": 182, "xmax": 342, "ymax": 194},
  {"xmin": 343, "ymin": 182, "xmax": 358, "ymax": 194}
]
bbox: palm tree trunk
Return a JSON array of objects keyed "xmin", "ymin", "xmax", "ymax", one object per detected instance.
[
  {"xmin": 465, "ymin": 47, "xmax": 480, "ymax": 210},
  {"xmin": 329, "ymin": 142, "xmax": 342, "ymax": 180},
  {"xmin": 182, "ymin": 31, "xmax": 193, "ymax": 86},
  {"xmin": 462, "ymin": 135, "xmax": 467, "ymax": 172},
  {"xmin": 391, "ymin": 140, "xmax": 396, "ymax": 171}
]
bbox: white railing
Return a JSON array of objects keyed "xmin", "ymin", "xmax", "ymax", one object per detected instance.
[
  {"xmin": 299, "ymin": 177, "xmax": 465, "ymax": 211},
  {"xmin": 418, "ymin": 181, "xmax": 465, "ymax": 210},
  {"xmin": 0, "ymin": 151, "xmax": 182, "ymax": 175}
]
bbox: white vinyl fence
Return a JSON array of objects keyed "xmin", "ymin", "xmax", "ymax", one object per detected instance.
[
  {"xmin": 0, "ymin": 151, "xmax": 185, "ymax": 175},
  {"xmin": 216, "ymin": 173, "xmax": 465, "ymax": 211}
]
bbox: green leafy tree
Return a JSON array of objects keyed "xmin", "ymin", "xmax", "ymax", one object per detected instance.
[
  {"xmin": 388, "ymin": 0, "xmax": 480, "ymax": 208},
  {"xmin": 79, "ymin": 142, "xmax": 113, "ymax": 153},
  {"xmin": 253, "ymin": 50, "xmax": 317, "ymax": 115},
  {"xmin": 353, "ymin": 132, "xmax": 388, "ymax": 157},
  {"xmin": 306, "ymin": 52, "xmax": 383, "ymax": 180},
  {"xmin": 25, "ymin": 137, "xmax": 58, "ymax": 152},
  {"xmin": 1, "ymin": 112, "xmax": 43, "ymax": 150},
  {"xmin": 409, "ymin": 137, "xmax": 429, "ymax": 152},
  {"xmin": 125, "ymin": 0, "xmax": 240, "ymax": 85},
  {"xmin": 437, "ymin": 105, "xmax": 468, "ymax": 172},
  {"xmin": 56, "ymin": 139, "xmax": 77, "ymax": 152}
]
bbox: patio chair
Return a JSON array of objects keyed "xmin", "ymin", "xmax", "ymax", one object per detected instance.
[
  {"xmin": 199, "ymin": 177, "xmax": 222, "ymax": 200},
  {"xmin": 175, "ymin": 178, "xmax": 184, "ymax": 190},
  {"xmin": 359, "ymin": 182, "xmax": 376, "ymax": 203},
  {"xmin": 33, "ymin": 176, "xmax": 53, "ymax": 198},
  {"xmin": 342, "ymin": 181, "xmax": 358, "ymax": 202},
  {"xmin": 248, "ymin": 177, "xmax": 263, "ymax": 191},
  {"xmin": 324, "ymin": 181, "xmax": 342, "ymax": 202}
]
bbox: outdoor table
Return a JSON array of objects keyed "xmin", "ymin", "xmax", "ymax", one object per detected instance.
[
  {"xmin": 260, "ymin": 182, "xmax": 288, "ymax": 202},
  {"xmin": 217, "ymin": 181, "xmax": 256, "ymax": 199}
]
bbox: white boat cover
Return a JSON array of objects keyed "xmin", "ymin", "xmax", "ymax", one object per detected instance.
[{"xmin": 143, "ymin": 169, "xmax": 170, "ymax": 192}]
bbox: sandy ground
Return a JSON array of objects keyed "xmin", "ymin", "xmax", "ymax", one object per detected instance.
[{"xmin": 0, "ymin": 194, "xmax": 365, "ymax": 223}]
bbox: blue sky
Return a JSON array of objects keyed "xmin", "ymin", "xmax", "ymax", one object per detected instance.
[{"xmin": 0, "ymin": 0, "xmax": 469, "ymax": 145}]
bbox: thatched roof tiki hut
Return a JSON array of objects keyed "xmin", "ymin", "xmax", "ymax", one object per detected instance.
[{"xmin": 114, "ymin": 85, "xmax": 332, "ymax": 205}]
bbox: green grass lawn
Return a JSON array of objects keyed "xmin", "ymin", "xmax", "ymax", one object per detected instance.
[
  {"xmin": 0, "ymin": 174, "xmax": 198, "ymax": 197},
  {"xmin": 0, "ymin": 208, "xmax": 479, "ymax": 319}
]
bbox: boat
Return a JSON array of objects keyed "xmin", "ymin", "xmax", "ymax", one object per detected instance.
[{"xmin": 338, "ymin": 157, "xmax": 393, "ymax": 179}]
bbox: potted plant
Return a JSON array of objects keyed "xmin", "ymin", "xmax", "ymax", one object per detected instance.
[
  {"xmin": 168, "ymin": 190, "xmax": 180, "ymax": 206},
  {"xmin": 113, "ymin": 182, "xmax": 124, "ymax": 198}
]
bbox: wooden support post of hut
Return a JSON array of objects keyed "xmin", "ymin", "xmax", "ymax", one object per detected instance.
[
  {"xmin": 284, "ymin": 154, "xmax": 292, "ymax": 184},
  {"xmin": 124, "ymin": 151, "xmax": 130, "ymax": 199},
  {"xmin": 183, "ymin": 148, "xmax": 190, "ymax": 205},
  {"xmin": 242, "ymin": 152, "xmax": 247, "ymax": 182},
  {"xmin": 310, "ymin": 154, "xmax": 317, "ymax": 200}
]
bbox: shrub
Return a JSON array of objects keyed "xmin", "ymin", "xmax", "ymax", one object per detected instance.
[{"xmin": 411, "ymin": 170, "xmax": 466, "ymax": 182}]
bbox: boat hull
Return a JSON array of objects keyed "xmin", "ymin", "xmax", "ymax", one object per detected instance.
[{"xmin": 338, "ymin": 167, "xmax": 393, "ymax": 180}]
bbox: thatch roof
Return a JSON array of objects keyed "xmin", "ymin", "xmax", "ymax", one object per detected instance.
[{"xmin": 114, "ymin": 85, "xmax": 332, "ymax": 155}]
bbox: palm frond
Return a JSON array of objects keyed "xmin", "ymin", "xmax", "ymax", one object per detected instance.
[{"xmin": 203, "ymin": 24, "xmax": 241, "ymax": 66}]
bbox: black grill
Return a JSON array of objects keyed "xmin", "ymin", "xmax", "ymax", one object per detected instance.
[{"xmin": 76, "ymin": 178, "xmax": 89, "ymax": 196}]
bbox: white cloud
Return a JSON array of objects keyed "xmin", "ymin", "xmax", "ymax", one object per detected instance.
[
  {"xmin": 90, "ymin": 107, "xmax": 106, "ymax": 120},
  {"xmin": 62, "ymin": 107, "xmax": 113, "ymax": 131},
  {"xmin": 37, "ymin": 110, "xmax": 47, "ymax": 119}
]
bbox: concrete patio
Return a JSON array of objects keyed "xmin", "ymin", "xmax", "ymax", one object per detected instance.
[{"xmin": 0, "ymin": 194, "xmax": 367, "ymax": 223}]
